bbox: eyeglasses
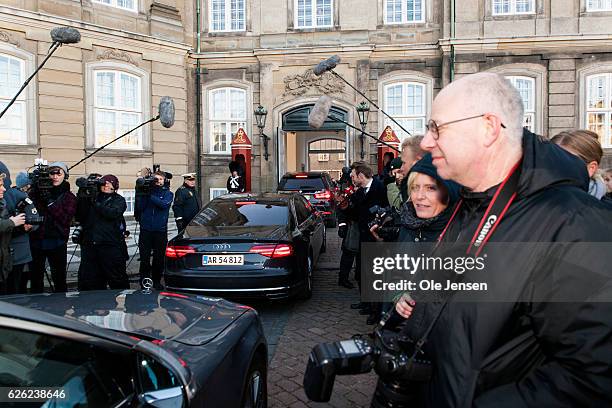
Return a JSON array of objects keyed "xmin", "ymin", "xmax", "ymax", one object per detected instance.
[
  {"xmin": 49, "ymin": 170, "xmax": 62, "ymax": 176},
  {"xmin": 426, "ymin": 114, "xmax": 506, "ymax": 140}
]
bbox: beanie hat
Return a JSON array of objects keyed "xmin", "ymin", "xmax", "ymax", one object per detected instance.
[
  {"xmin": 15, "ymin": 172, "xmax": 30, "ymax": 189},
  {"xmin": 49, "ymin": 162, "xmax": 69, "ymax": 177},
  {"xmin": 100, "ymin": 174, "xmax": 119, "ymax": 191},
  {"xmin": 409, "ymin": 154, "xmax": 461, "ymax": 204},
  {"xmin": 390, "ymin": 157, "xmax": 403, "ymax": 171}
]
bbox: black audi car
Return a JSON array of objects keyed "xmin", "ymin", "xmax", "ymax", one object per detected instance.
[
  {"xmin": 165, "ymin": 193, "xmax": 326, "ymax": 300},
  {"xmin": 0, "ymin": 290, "xmax": 267, "ymax": 407},
  {"xmin": 277, "ymin": 172, "xmax": 337, "ymax": 227}
]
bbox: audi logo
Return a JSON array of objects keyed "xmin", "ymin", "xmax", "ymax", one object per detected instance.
[{"xmin": 214, "ymin": 244, "xmax": 231, "ymax": 250}]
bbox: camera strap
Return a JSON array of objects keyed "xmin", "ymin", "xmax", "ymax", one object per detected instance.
[{"xmin": 436, "ymin": 159, "xmax": 522, "ymax": 257}]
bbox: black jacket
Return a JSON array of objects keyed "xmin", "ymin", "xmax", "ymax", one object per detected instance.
[
  {"xmin": 76, "ymin": 192, "xmax": 126, "ymax": 246},
  {"xmin": 172, "ymin": 184, "xmax": 201, "ymax": 227},
  {"xmin": 345, "ymin": 178, "xmax": 388, "ymax": 243},
  {"xmin": 406, "ymin": 130, "xmax": 612, "ymax": 407}
]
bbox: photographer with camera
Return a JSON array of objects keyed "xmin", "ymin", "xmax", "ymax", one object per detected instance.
[
  {"xmin": 0, "ymin": 165, "xmax": 40, "ymax": 294},
  {"xmin": 336, "ymin": 166, "xmax": 357, "ymax": 289},
  {"xmin": 344, "ymin": 162, "xmax": 388, "ymax": 325},
  {"xmin": 29, "ymin": 162, "xmax": 77, "ymax": 293},
  {"xmin": 75, "ymin": 174, "xmax": 129, "ymax": 290},
  {"xmin": 172, "ymin": 172, "xmax": 200, "ymax": 231},
  {"xmin": 135, "ymin": 169, "xmax": 173, "ymax": 290},
  {"xmin": 0, "ymin": 168, "xmax": 28, "ymax": 294}
]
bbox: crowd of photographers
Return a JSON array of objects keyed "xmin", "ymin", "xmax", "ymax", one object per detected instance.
[{"xmin": 0, "ymin": 161, "xmax": 201, "ymax": 295}]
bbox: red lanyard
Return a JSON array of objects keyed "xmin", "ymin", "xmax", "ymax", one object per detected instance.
[{"xmin": 437, "ymin": 159, "xmax": 522, "ymax": 257}]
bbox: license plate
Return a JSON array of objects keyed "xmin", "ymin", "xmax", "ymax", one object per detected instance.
[{"xmin": 202, "ymin": 254, "xmax": 244, "ymax": 266}]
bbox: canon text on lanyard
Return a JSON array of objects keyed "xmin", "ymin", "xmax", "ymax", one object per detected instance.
[{"xmin": 437, "ymin": 159, "xmax": 522, "ymax": 257}]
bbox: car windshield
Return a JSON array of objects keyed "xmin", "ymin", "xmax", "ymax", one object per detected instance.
[
  {"xmin": 191, "ymin": 200, "xmax": 288, "ymax": 227},
  {"xmin": 279, "ymin": 177, "xmax": 325, "ymax": 191}
]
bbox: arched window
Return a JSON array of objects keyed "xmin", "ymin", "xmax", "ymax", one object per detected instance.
[
  {"xmin": 0, "ymin": 53, "xmax": 27, "ymax": 145},
  {"xmin": 87, "ymin": 62, "xmax": 150, "ymax": 150},
  {"xmin": 383, "ymin": 81, "xmax": 427, "ymax": 140},
  {"xmin": 208, "ymin": 87, "xmax": 247, "ymax": 154},
  {"xmin": 506, "ymin": 76, "xmax": 536, "ymax": 131},
  {"xmin": 585, "ymin": 72, "xmax": 612, "ymax": 148}
]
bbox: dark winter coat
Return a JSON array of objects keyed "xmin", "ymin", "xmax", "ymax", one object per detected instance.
[
  {"xmin": 76, "ymin": 192, "xmax": 127, "ymax": 246},
  {"xmin": 30, "ymin": 181, "xmax": 77, "ymax": 243},
  {"xmin": 405, "ymin": 130, "xmax": 612, "ymax": 407},
  {"xmin": 345, "ymin": 178, "xmax": 389, "ymax": 243},
  {"xmin": 172, "ymin": 184, "xmax": 201, "ymax": 228},
  {"xmin": 135, "ymin": 186, "xmax": 173, "ymax": 232},
  {"xmin": 0, "ymin": 199, "xmax": 14, "ymax": 282}
]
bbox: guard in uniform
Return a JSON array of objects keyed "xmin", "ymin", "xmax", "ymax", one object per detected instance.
[{"xmin": 172, "ymin": 172, "xmax": 200, "ymax": 231}]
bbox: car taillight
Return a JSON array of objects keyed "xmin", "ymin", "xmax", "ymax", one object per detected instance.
[
  {"xmin": 314, "ymin": 190, "xmax": 332, "ymax": 200},
  {"xmin": 249, "ymin": 244, "xmax": 294, "ymax": 258},
  {"xmin": 166, "ymin": 245, "xmax": 196, "ymax": 258}
]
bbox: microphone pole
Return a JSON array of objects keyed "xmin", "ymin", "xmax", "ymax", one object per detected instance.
[
  {"xmin": 328, "ymin": 69, "xmax": 413, "ymax": 138},
  {"xmin": 69, "ymin": 115, "xmax": 159, "ymax": 171},
  {"xmin": 327, "ymin": 113, "xmax": 400, "ymax": 154},
  {"xmin": 0, "ymin": 42, "xmax": 62, "ymax": 120}
]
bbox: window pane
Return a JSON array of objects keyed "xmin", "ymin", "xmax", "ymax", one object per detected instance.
[
  {"xmin": 509, "ymin": 77, "xmax": 534, "ymax": 111},
  {"xmin": 212, "ymin": 0, "xmax": 226, "ymax": 31},
  {"xmin": 230, "ymin": 89, "xmax": 246, "ymax": 120},
  {"xmin": 407, "ymin": 0, "xmax": 422, "ymax": 21},
  {"xmin": 297, "ymin": 0, "xmax": 312, "ymax": 27},
  {"xmin": 386, "ymin": 85, "xmax": 403, "ymax": 115},
  {"xmin": 406, "ymin": 84, "xmax": 424, "ymax": 115},
  {"xmin": 211, "ymin": 89, "xmax": 227, "ymax": 119},
  {"xmin": 588, "ymin": 76, "xmax": 606, "ymax": 109},
  {"xmin": 316, "ymin": 0, "xmax": 332, "ymax": 26},
  {"xmin": 212, "ymin": 122, "xmax": 227, "ymax": 152},
  {"xmin": 231, "ymin": 0, "xmax": 245, "ymax": 30},
  {"xmin": 96, "ymin": 110, "xmax": 117, "ymax": 146},
  {"xmin": 230, "ymin": 122, "xmax": 245, "ymax": 140},
  {"xmin": 96, "ymin": 72, "xmax": 115, "ymax": 107},
  {"xmin": 121, "ymin": 73, "xmax": 139, "ymax": 110},
  {"xmin": 117, "ymin": 0, "xmax": 135, "ymax": 9},
  {"xmin": 0, "ymin": 55, "xmax": 23, "ymax": 98},
  {"xmin": 386, "ymin": 0, "xmax": 402, "ymax": 23},
  {"xmin": 523, "ymin": 113, "xmax": 534, "ymax": 131},
  {"xmin": 493, "ymin": 0, "xmax": 511, "ymax": 14},
  {"xmin": 515, "ymin": 0, "xmax": 533, "ymax": 13},
  {"xmin": 0, "ymin": 101, "xmax": 26, "ymax": 144},
  {"xmin": 587, "ymin": 112, "xmax": 606, "ymax": 137},
  {"xmin": 120, "ymin": 112, "xmax": 142, "ymax": 147}
]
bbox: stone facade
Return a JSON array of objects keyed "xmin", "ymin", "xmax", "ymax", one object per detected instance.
[
  {"xmin": 196, "ymin": 0, "xmax": 612, "ymax": 198},
  {"xmin": 0, "ymin": 0, "xmax": 191, "ymax": 201}
]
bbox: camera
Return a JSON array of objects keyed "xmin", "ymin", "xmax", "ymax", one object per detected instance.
[
  {"xmin": 11, "ymin": 197, "xmax": 44, "ymax": 226},
  {"xmin": 304, "ymin": 326, "xmax": 432, "ymax": 406},
  {"xmin": 76, "ymin": 174, "xmax": 105, "ymax": 201},
  {"xmin": 135, "ymin": 165, "xmax": 172, "ymax": 195},
  {"xmin": 71, "ymin": 225, "xmax": 83, "ymax": 244},
  {"xmin": 28, "ymin": 164, "xmax": 53, "ymax": 200},
  {"xmin": 368, "ymin": 205, "xmax": 400, "ymax": 241}
]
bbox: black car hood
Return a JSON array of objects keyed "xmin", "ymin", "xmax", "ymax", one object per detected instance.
[
  {"xmin": 183, "ymin": 224, "xmax": 287, "ymax": 240},
  {"xmin": 2, "ymin": 290, "xmax": 247, "ymax": 346}
]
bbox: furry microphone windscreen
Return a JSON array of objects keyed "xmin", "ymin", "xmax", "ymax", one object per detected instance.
[
  {"xmin": 308, "ymin": 95, "xmax": 333, "ymax": 129},
  {"xmin": 50, "ymin": 27, "xmax": 81, "ymax": 44},
  {"xmin": 313, "ymin": 55, "xmax": 341, "ymax": 76},
  {"xmin": 159, "ymin": 96, "xmax": 175, "ymax": 128}
]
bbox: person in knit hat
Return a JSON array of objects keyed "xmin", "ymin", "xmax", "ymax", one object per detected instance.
[
  {"xmin": 75, "ymin": 173, "xmax": 128, "ymax": 291},
  {"xmin": 15, "ymin": 172, "xmax": 31, "ymax": 192}
]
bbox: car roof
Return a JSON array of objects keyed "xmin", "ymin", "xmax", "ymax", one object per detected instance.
[
  {"xmin": 281, "ymin": 172, "xmax": 329, "ymax": 178},
  {"xmin": 213, "ymin": 192, "xmax": 298, "ymax": 203}
]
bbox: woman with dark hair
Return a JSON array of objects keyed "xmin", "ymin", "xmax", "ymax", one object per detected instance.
[{"xmin": 551, "ymin": 129, "xmax": 606, "ymax": 199}]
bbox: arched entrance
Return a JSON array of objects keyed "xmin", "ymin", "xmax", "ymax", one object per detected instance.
[{"xmin": 279, "ymin": 103, "xmax": 349, "ymax": 181}]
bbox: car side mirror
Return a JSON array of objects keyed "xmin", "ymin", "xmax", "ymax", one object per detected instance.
[{"xmin": 138, "ymin": 386, "xmax": 184, "ymax": 408}]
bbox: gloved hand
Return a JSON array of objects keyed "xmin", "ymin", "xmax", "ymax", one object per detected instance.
[
  {"xmin": 338, "ymin": 224, "xmax": 347, "ymax": 239},
  {"xmin": 176, "ymin": 219, "xmax": 184, "ymax": 231}
]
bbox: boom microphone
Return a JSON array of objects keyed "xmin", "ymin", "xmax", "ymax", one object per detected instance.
[
  {"xmin": 313, "ymin": 55, "xmax": 340, "ymax": 76},
  {"xmin": 308, "ymin": 96, "xmax": 333, "ymax": 129},
  {"xmin": 50, "ymin": 27, "xmax": 81, "ymax": 45},
  {"xmin": 159, "ymin": 96, "xmax": 175, "ymax": 128}
]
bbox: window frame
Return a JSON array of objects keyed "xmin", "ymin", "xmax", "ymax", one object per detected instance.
[
  {"xmin": 86, "ymin": 61, "xmax": 151, "ymax": 152},
  {"xmin": 0, "ymin": 44, "xmax": 37, "ymax": 147},
  {"xmin": 505, "ymin": 75, "xmax": 537, "ymax": 132},
  {"xmin": 210, "ymin": 187, "xmax": 229, "ymax": 199},
  {"xmin": 92, "ymin": 0, "xmax": 138, "ymax": 13},
  {"xmin": 117, "ymin": 189, "xmax": 136, "ymax": 216},
  {"xmin": 586, "ymin": 0, "xmax": 612, "ymax": 12},
  {"xmin": 294, "ymin": 0, "xmax": 334, "ymax": 29},
  {"xmin": 492, "ymin": 0, "xmax": 535, "ymax": 16},
  {"xmin": 208, "ymin": 0, "xmax": 246, "ymax": 32},
  {"xmin": 383, "ymin": 0, "xmax": 426, "ymax": 25},
  {"xmin": 584, "ymin": 72, "xmax": 612, "ymax": 148},
  {"xmin": 207, "ymin": 86, "xmax": 248, "ymax": 155},
  {"xmin": 378, "ymin": 73, "xmax": 433, "ymax": 142}
]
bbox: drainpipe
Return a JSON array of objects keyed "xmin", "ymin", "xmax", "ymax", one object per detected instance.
[
  {"xmin": 195, "ymin": 0, "xmax": 203, "ymax": 196},
  {"xmin": 450, "ymin": 0, "xmax": 456, "ymax": 82}
]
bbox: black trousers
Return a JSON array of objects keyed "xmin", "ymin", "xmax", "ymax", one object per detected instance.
[
  {"xmin": 6, "ymin": 263, "xmax": 26, "ymax": 294},
  {"xmin": 78, "ymin": 243, "xmax": 129, "ymax": 291},
  {"xmin": 339, "ymin": 250, "xmax": 355, "ymax": 283},
  {"xmin": 138, "ymin": 230, "xmax": 167, "ymax": 286},
  {"xmin": 30, "ymin": 244, "xmax": 67, "ymax": 293}
]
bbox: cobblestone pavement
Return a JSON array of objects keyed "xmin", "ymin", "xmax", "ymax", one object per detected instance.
[{"xmin": 265, "ymin": 229, "xmax": 378, "ymax": 408}]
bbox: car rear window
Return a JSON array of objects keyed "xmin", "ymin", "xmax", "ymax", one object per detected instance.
[
  {"xmin": 191, "ymin": 200, "xmax": 288, "ymax": 227},
  {"xmin": 279, "ymin": 177, "xmax": 325, "ymax": 191}
]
